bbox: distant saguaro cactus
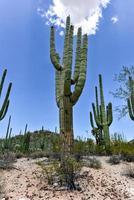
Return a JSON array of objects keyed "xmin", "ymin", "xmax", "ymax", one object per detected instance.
[
  {"xmin": 127, "ymin": 76, "xmax": 134, "ymax": 120},
  {"xmin": 0, "ymin": 69, "xmax": 12, "ymax": 121},
  {"xmin": 92, "ymin": 74, "xmax": 113, "ymax": 150},
  {"xmin": 23, "ymin": 124, "xmax": 30, "ymax": 153},
  {"xmin": 4, "ymin": 115, "xmax": 12, "ymax": 150},
  {"xmin": 90, "ymin": 111, "xmax": 102, "ymax": 145},
  {"xmin": 50, "ymin": 16, "xmax": 88, "ymax": 153}
]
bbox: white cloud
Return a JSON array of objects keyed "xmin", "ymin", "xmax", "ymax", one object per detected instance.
[
  {"xmin": 111, "ymin": 16, "xmax": 119, "ymax": 24},
  {"xmin": 59, "ymin": 31, "xmax": 64, "ymax": 36},
  {"xmin": 38, "ymin": 0, "xmax": 111, "ymax": 35}
]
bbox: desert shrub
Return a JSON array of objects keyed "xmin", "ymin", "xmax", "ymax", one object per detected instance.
[
  {"xmin": 37, "ymin": 161, "xmax": 58, "ymax": 185},
  {"xmin": 38, "ymin": 156, "xmax": 81, "ymax": 190},
  {"xmin": 0, "ymin": 152, "xmax": 16, "ymax": 169},
  {"xmin": 125, "ymin": 164, "xmax": 134, "ymax": 178},
  {"xmin": 0, "ymin": 152, "xmax": 16, "ymax": 162},
  {"xmin": 0, "ymin": 173, "xmax": 4, "ymax": 198},
  {"xmin": 56, "ymin": 156, "xmax": 81, "ymax": 189},
  {"xmin": 122, "ymin": 154, "xmax": 134, "ymax": 162},
  {"xmin": 86, "ymin": 157, "xmax": 102, "ymax": 169},
  {"xmin": 29, "ymin": 151, "xmax": 47, "ymax": 159},
  {"xmin": 108, "ymin": 155, "xmax": 121, "ymax": 165},
  {"xmin": 15, "ymin": 152, "xmax": 25, "ymax": 159}
]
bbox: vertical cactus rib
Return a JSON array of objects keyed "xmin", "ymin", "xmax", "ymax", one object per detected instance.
[
  {"xmin": 50, "ymin": 26, "xmax": 62, "ymax": 71},
  {"xmin": 55, "ymin": 70, "xmax": 61, "ymax": 107}
]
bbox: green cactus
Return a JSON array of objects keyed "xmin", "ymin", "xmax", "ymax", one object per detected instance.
[
  {"xmin": 4, "ymin": 115, "xmax": 12, "ymax": 150},
  {"xmin": 21, "ymin": 124, "xmax": 30, "ymax": 153},
  {"xmin": 50, "ymin": 16, "xmax": 88, "ymax": 153},
  {"xmin": 90, "ymin": 86, "xmax": 103, "ymax": 145},
  {"xmin": 92, "ymin": 74, "xmax": 113, "ymax": 150},
  {"xmin": 90, "ymin": 111, "xmax": 102, "ymax": 145},
  {"xmin": 0, "ymin": 69, "xmax": 12, "ymax": 121},
  {"xmin": 127, "ymin": 76, "xmax": 134, "ymax": 120}
]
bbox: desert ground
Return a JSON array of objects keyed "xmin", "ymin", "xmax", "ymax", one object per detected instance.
[{"xmin": 0, "ymin": 156, "xmax": 134, "ymax": 200}]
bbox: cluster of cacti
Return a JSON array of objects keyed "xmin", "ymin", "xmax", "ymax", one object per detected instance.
[
  {"xmin": 3, "ymin": 115, "xmax": 12, "ymax": 150},
  {"xmin": 50, "ymin": 16, "xmax": 88, "ymax": 153},
  {"xmin": 90, "ymin": 74, "xmax": 113, "ymax": 150},
  {"xmin": 127, "ymin": 76, "xmax": 134, "ymax": 120}
]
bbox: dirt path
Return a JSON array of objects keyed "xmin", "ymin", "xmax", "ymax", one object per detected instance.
[{"xmin": 1, "ymin": 157, "xmax": 134, "ymax": 200}]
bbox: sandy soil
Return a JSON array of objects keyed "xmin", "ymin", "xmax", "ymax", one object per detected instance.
[{"xmin": 0, "ymin": 157, "xmax": 134, "ymax": 200}]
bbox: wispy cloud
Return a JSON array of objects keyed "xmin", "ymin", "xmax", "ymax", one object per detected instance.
[
  {"xmin": 38, "ymin": 0, "xmax": 111, "ymax": 35},
  {"xmin": 111, "ymin": 16, "xmax": 119, "ymax": 24}
]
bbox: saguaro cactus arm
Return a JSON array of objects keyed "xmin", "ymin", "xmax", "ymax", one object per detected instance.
[
  {"xmin": 70, "ymin": 34, "xmax": 88, "ymax": 104},
  {"xmin": 107, "ymin": 102, "xmax": 113, "ymax": 126},
  {"xmin": 0, "ymin": 69, "xmax": 12, "ymax": 120},
  {"xmin": 127, "ymin": 76, "xmax": 134, "ymax": 120},
  {"xmin": 0, "ymin": 69, "xmax": 7, "ymax": 96},
  {"xmin": 90, "ymin": 112, "xmax": 95, "ymax": 129},
  {"xmin": 128, "ymin": 98, "xmax": 134, "ymax": 120},
  {"xmin": 5, "ymin": 115, "xmax": 11, "ymax": 140},
  {"xmin": 73, "ymin": 27, "xmax": 82, "ymax": 83},
  {"xmin": 50, "ymin": 27, "xmax": 62, "ymax": 71},
  {"xmin": 92, "ymin": 103, "xmax": 102, "ymax": 128}
]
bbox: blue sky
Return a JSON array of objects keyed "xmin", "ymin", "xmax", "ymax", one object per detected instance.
[{"xmin": 0, "ymin": 0, "xmax": 134, "ymax": 140}]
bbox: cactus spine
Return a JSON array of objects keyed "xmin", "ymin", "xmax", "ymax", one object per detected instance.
[
  {"xmin": 92, "ymin": 74, "xmax": 113, "ymax": 150},
  {"xmin": 0, "ymin": 69, "xmax": 12, "ymax": 121},
  {"xmin": 127, "ymin": 76, "xmax": 134, "ymax": 120},
  {"xmin": 50, "ymin": 16, "xmax": 88, "ymax": 153}
]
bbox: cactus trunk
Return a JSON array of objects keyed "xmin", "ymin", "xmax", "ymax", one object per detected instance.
[
  {"xmin": 59, "ymin": 97, "xmax": 73, "ymax": 152},
  {"xmin": 103, "ymin": 125, "xmax": 110, "ymax": 149}
]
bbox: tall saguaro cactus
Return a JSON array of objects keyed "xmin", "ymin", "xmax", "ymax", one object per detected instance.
[
  {"xmin": 127, "ymin": 76, "xmax": 134, "ymax": 120},
  {"xmin": 50, "ymin": 16, "xmax": 88, "ymax": 152},
  {"xmin": 0, "ymin": 69, "xmax": 12, "ymax": 121},
  {"xmin": 92, "ymin": 74, "xmax": 113, "ymax": 149}
]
